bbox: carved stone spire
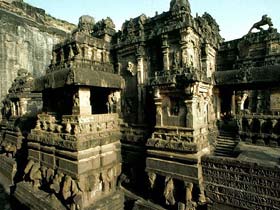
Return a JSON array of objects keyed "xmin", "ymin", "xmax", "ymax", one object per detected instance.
[
  {"xmin": 73, "ymin": 15, "xmax": 95, "ymax": 35},
  {"xmin": 170, "ymin": 0, "xmax": 191, "ymax": 13}
]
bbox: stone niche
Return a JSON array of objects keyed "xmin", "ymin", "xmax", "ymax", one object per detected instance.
[{"xmin": 161, "ymin": 94, "xmax": 187, "ymax": 127}]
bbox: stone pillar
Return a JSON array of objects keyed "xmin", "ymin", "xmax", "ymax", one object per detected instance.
[
  {"xmin": 11, "ymin": 102, "xmax": 16, "ymax": 116},
  {"xmin": 231, "ymin": 91, "xmax": 236, "ymax": 116},
  {"xmin": 137, "ymin": 45, "xmax": 145, "ymax": 123},
  {"xmin": 92, "ymin": 46, "xmax": 97, "ymax": 61},
  {"xmin": 19, "ymin": 98, "xmax": 26, "ymax": 116},
  {"xmin": 72, "ymin": 87, "xmax": 91, "ymax": 115},
  {"xmin": 236, "ymin": 94, "xmax": 242, "ymax": 115},
  {"xmin": 162, "ymin": 34, "xmax": 170, "ymax": 70},
  {"xmin": 154, "ymin": 88, "xmax": 163, "ymax": 126},
  {"xmin": 256, "ymin": 91, "xmax": 263, "ymax": 114},
  {"xmin": 214, "ymin": 89, "xmax": 221, "ymax": 120},
  {"xmin": 137, "ymin": 56, "xmax": 144, "ymax": 85}
]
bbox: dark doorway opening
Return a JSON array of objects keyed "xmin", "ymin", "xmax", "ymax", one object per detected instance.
[{"xmin": 220, "ymin": 89, "xmax": 233, "ymax": 119}]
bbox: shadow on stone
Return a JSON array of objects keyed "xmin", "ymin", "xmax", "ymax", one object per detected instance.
[{"xmin": 0, "ymin": 184, "xmax": 11, "ymax": 210}]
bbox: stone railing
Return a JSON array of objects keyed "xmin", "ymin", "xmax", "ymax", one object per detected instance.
[{"xmin": 237, "ymin": 113, "xmax": 280, "ymax": 147}]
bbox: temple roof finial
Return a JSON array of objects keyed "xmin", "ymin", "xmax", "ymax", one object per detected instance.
[{"xmin": 170, "ymin": 0, "xmax": 191, "ymax": 13}]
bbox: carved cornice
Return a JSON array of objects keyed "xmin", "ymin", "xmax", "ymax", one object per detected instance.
[{"xmin": 215, "ymin": 65, "xmax": 280, "ymax": 86}]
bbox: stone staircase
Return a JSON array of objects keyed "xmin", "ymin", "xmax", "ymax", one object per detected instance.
[{"xmin": 214, "ymin": 131, "xmax": 239, "ymax": 157}]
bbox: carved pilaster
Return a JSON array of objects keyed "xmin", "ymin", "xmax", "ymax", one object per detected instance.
[
  {"xmin": 185, "ymin": 97, "xmax": 197, "ymax": 129},
  {"xmin": 180, "ymin": 29, "xmax": 188, "ymax": 68},
  {"xmin": 162, "ymin": 34, "xmax": 170, "ymax": 70},
  {"xmin": 19, "ymin": 98, "xmax": 25, "ymax": 116},
  {"xmin": 137, "ymin": 45, "xmax": 145, "ymax": 123}
]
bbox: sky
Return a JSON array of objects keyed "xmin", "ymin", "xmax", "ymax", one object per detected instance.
[{"xmin": 24, "ymin": 0, "xmax": 280, "ymax": 41}]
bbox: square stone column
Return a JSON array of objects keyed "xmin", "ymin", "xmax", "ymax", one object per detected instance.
[
  {"xmin": 72, "ymin": 87, "xmax": 92, "ymax": 115},
  {"xmin": 19, "ymin": 98, "xmax": 28, "ymax": 116}
]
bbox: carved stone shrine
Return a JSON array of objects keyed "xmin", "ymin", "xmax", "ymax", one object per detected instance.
[{"xmin": 0, "ymin": 0, "xmax": 279, "ymax": 210}]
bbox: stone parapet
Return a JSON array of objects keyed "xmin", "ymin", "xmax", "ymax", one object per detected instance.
[{"xmin": 238, "ymin": 113, "xmax": 280, "ymax": 147}]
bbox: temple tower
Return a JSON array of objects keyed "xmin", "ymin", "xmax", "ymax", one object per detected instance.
[
  {"xmin": 114, "ymin": 0, "xmax": 222, "ymax": 209},
  {"xmin": 14, "ymin": 16, "xmax": 124, "ymax": 210}
]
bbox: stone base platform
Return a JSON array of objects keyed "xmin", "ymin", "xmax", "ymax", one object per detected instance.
[
  {"xmin": 14, "ymin": 182, "xmax": 124, "ymax": 210},
  {"xmin": 87, "ymin": 191, "xmax": 124, "ymax": 210},
  {"xmin": 122, "ymin": 187, "xmax": 166, "ymax": 210},
  {"xmin": 14, "ymin": 182, "xmax": 67, "ymax": 210}
]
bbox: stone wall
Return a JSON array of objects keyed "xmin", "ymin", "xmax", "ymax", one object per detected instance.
[
  {"xmin": 0, "ymin": 1, "xmax": 75, "ymax": 117},
  {"xmin": 202, "ymin": 156, "xmax": 280, "ymax": 210}
]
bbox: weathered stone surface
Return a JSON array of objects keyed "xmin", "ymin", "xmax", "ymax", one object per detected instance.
[
  {"xmin": 202, "ymin": 155, "xmax": 280, "ymax": 210},
  {"xmin": 0, "ymin": 184, "xmax": 11, "ymax": 210},
  {"xmin": 12, "ymin": 17, "xmax": 124, "ymax": 210},
  {"xmin": 0, "ymin": 1, "xmax": 75, "ymax": 118},
  {"xmin": 14, "ymin": 182, "xmax": 67, "ymax": 210},
  {"xmin": 0, "ymin": 1, "xmax": 280, "ymax": 210}
]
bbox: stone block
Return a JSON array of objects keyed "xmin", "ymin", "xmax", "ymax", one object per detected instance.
[
  {"xmin": 40, "ymin": 152, "xmax": 55, "ymax": 168},
  {"xmin": 78, "ymin": 155, "xmax": 101, "ymax": 174},
  {"xmin": 28, "ymin": 149, "xmax": 40, "ymax": 162},
  {"xmin": 146, "ymin": 157, "xmax": 199, "ymax": 183},
  {"xmin": 100, "ymin": 151, "xmax": 118, "ymax": 167}
]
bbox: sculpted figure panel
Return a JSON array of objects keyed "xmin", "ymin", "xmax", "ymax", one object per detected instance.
[{"xmin": 163, "ymin": 176, "xmax": 176, "ymax": 205}]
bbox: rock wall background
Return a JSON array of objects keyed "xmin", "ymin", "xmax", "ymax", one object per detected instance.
[{"xmin": 0, "ymin": 0, "xmax": 75, "ymax": 117}]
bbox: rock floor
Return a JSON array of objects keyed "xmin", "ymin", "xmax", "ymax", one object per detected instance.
[{"xmin": 0, "ymin": 184, "xmax": 11, "ymax": 210}]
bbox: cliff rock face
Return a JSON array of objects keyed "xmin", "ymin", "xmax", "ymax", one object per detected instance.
[{"xmin": 0, "ymin": 1, "xmax": 75, "ymax": 116}]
